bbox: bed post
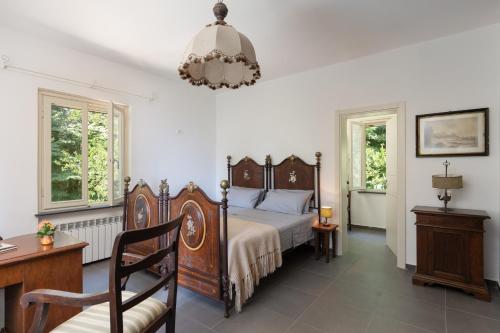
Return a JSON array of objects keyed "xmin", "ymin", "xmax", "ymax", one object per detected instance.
[
  {"xmin": 265, "ymin": 154, "xmax": 271, "ymax": 191},
  {"xmin": 159, "ymin": 179, "xmax": 169, "ymax": 224},
  {"xmin": 220, "ymin": 179, "xmax": 231, "ymax": 318},
  {"xmin": 123, "ymin": 176, "xmax": 131, "ymax": 231},
  {"xmin": 159, "ymin": 179, "xmax": 170, "ymax": 285},
  {"xmin": 315, "ymin": 152, "xmax": 322, "ymax": 219},
  {"xmin": 227, "ymin": 155, "xmax": 231, "ymax": 187}
]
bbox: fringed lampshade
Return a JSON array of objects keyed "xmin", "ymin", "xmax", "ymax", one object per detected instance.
[{"xmin": 178, "ymin": 1, "xmax": 261, "ymax": 90}]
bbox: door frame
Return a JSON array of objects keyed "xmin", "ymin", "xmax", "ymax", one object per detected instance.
[{"xmin": 335, "ymin": 102, "xmax": 406, "ymax": 269}]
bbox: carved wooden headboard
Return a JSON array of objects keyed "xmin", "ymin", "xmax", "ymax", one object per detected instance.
[
  {"xmin": 271, "ymin": 152, "xmax": 322, "ymax": 210},
  {"xmin": 227, "ymin": 155, "xmax": 267, "ymax": 189}
]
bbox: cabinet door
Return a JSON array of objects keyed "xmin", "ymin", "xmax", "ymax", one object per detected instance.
[{"xmin": 428, "ymin": 228, "xmax": 468, "ymax": 282}]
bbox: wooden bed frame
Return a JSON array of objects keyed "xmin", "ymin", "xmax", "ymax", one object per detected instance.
[{"xmin": 122, "ymin": 153, "xmax": 321, "ymax": 318}]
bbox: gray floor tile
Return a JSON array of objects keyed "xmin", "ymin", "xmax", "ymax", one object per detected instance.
[
  {"xmin": 287, "ymin": 321, "xmax": 325, "ymax": 333},
  {"xmin": 301, "ymin": 298, "xmax": 373, "ymax": 333},
  {"xmin": 375, "ymin": 293, "xmax": 445, "ymax": 333},
  {"xmin": 253, "ymin": 284, "xmax": 317, "ymax": 319},
  {"xmin": 446, "ymin": 308, "xmax": 500, "ymax": 333},
  {"xmin": 446, "ymin": 288, "xmax": 500, "ymax": 321},
  {"xmin": 174, "ymin": 312, "xmax": 216, "ymax": 333},
  {"xmin": 321, "ymin": 278, "xmax": 384, "ymax": 312},
  {"xmin": 367, "ymin": 316, "xmax": 433, "ymax": 333},
  {"xmin": 178, "ymin": 295, "xmax": 225, "ymax": 328},
  {"xmin": 382, "ymin": 275, "xmax": 446, "ymax": 306},
  {"xmin": 213, "ymin": 303, "xmax": 291, "ymax": 333},
  {"xmin": 278, "ymin": 268, "xmax": 331, "ymax": 296}
]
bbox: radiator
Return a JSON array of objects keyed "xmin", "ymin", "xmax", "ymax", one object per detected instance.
[{"xmin": 57, "ymin": 216, "xmax": 123, "ymax": 264}]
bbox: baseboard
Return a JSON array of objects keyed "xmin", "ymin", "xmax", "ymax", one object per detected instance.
[
  {"xmin": 350, "ymin": 224, "xmax": 386, "ymax": 232},
  {"xmin": 406, "ymin": 264, "xmax": 416, "ymax": 272},
  {"xmin": 485, "ymin": 279, "xmax": 500, "ymax": 292}
]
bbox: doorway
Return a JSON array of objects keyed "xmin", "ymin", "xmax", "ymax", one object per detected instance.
[{"xmin": 336, "ymin": 103, "xmax": 406, "ymax": 269}]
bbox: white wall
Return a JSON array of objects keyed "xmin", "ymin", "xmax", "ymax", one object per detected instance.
[
  {"xmin": 0, "ymin": 26, "xmax": 217, "ymax": 239},
  {"xmin": 216, "ymin": 24, "xmax": 500, "ymax": 281},
  {"xmin": 350, "ymin": 192, "xmax": 386, "ymax": 229}
]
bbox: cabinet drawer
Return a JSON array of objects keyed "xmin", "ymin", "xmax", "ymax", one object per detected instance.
[{"xmin": 416, "ymin": 214, "xmax": 484, "ymax": 232}]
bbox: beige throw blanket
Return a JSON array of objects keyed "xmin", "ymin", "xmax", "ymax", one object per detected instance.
[{"xmin": 225, "ymin": 216, "xmax": 282, "ymax": 312}]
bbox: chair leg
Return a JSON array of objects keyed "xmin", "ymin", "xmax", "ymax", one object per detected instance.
[{"xmin": 166, "ymin": 311, "xmax": 175, "ymax": 333}]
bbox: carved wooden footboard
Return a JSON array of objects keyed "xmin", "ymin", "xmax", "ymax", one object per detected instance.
[{"xmin": 169, "ymin": 181, "xmax": 231, "ymax": 317}]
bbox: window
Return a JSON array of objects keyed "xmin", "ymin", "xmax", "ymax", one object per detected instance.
[
  {"xmin": 39, "ymin": 90, "xmax": 128, "ymax": 212},
  {"xmin": 350, "ymin": 121, "xmax": 387, "ymax": 191}
]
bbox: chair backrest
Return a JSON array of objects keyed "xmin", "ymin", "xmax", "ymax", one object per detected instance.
[{"xmin": 108, "ymin": 214, "xmax": 183, "ymax": 333}]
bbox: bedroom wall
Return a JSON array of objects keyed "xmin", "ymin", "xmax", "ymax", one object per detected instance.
[
  {"xmin": 350, "ymin": 193, "xmax": 386, "ymax": 229},
  {"xmin": 0, "ymin": 26, "xmax": 217, "ymax": 239},
  {"xmin": 215, "ymin": 24, "xmax": 500, "ymax": 281}
]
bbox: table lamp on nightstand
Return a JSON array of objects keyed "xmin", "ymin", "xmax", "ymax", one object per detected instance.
[{"xmin": 320, "ymin": 206, "xmax": 333, "ymax": 225}]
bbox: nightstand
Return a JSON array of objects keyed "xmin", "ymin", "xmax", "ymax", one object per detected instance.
[{"xmin": 313, "ymin": 223, "xmax": 338, "ymax": 263}]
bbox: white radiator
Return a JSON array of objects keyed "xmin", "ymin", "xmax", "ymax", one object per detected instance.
[{"xmin": 57, "ymin": 216, "xmax": 123, "ymax": 264}]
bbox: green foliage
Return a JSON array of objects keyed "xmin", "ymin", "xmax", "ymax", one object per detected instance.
[
  {"xmin": 365, "ymin": 125, "xmax": 387, "ymax": 190},
  {"xmin": 51, "ymin": 106, "xmax": 108, "ymax": 204},
  {"xmin": 51, "ymin": 106, "xmax": 83, "ymax": 201},
  {"xmin": 88, "ymin": 112, "xmax": 108, "ymax": 203}
]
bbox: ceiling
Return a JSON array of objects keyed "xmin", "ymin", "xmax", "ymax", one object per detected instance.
[{"xmin": 1, "ymin": 0, "xmax": 500, "ymax": 82}]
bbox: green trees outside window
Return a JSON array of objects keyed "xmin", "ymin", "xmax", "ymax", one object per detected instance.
[
  {"xmin": 51, "ymin": 105, "xmax": 83, "ymax": 202},
  {"xmin": 365, "ymin": 125, "xmax": 387, "ymax": 190}
]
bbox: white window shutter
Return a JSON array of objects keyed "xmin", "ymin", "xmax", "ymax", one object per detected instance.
[{"xmin": 350, "ymin": 121, "xmax": 366, "ymax": 190}]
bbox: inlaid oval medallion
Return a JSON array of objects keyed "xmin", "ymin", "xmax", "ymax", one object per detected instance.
[
  {"xmin": 180, "ymin": 200, "xmax": 206, "ymax": 251},
  {"xmin": 133, "ymin": 194, "xmax": 151, "ymax": 229}
]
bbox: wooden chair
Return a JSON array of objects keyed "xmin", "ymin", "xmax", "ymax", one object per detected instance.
[{"xmin": 20, "ymin": 214, "xmax": 184, "ymax": 333}]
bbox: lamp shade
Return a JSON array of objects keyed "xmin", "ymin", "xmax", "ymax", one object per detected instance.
[
  {"xmin": 178, "ymin": 2, "xmax": 261, "ymax": 90},
  {"xmin": 432, "ymin": 175, "xmax": 463, "ymax": 189},
  {"xmin": 320, "ymin": 206, "xmax": 333, "ymax": 218}
]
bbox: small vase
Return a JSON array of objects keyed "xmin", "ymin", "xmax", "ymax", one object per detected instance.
[{"xmin": 40, "ymin": 235, "xmax": 54, "ymax": 246}]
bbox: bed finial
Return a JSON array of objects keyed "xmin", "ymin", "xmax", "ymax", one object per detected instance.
[
  {"xmin": 159, "ymin": 179, "xmax": 169, "ymax": 194},
  {"xmin": 265, "ymin": 154, "xmax": 271, "ymax": 164},
  {"xmin": 315, "ymin": 152, "xmax": 322, "ymax": 163},
  {"xmin": 124, "ymin": 176, "xmax": 131, "ymax": 192},
  {"xmin": 227, "ymin": 155, "xmax": 232, "ymax": 163},
  {"xmin": 187, "ymin": 181, "xmax": 198, "ymax": 193},
  {"xmin": 220, "ymin": 179, "xmax": 229, "ymax": 192}
]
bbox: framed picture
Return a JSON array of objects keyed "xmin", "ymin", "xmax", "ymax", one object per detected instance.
[{"xmin": 416, "ymin": 108, "xmax": 489, "ymax": 157}]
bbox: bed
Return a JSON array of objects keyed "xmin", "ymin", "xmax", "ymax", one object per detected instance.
[{"xmin": 168, "ymin": 153, "xmax": 322, "ymax": 317}]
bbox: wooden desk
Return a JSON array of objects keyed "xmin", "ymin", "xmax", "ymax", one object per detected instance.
[{"xmin": 0, "ymin": 232, "xmax": 87, "ymax": 333}]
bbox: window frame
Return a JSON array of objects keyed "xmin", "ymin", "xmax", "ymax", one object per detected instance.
[
  {"xmin": 349, "ymin": 119, "xmax": 387, "ymax": 193},
  {"xmin": 38, "ymin": 89, "xmax": 128, "ymax": 213}
]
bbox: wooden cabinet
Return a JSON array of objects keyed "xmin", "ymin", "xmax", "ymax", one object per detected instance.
[{"xmin": 412, "ymin": 206, "xmax": 490, "ymax": 301}]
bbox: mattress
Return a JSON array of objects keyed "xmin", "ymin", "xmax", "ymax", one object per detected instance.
[{"xmin": 227, "ymin": 207, "xmax": 316, "ymax": 252}]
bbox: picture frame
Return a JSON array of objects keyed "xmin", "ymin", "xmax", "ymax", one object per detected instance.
[{"xmin": 416, "ymin": 108, "xmax": 489, "ymax": 157}]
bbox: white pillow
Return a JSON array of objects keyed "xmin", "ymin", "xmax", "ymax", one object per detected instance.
[
  {"xmin": 228, "ymin": 186, "xmax": 264, "ymax": 209},
  {"xmin": 279, "ymin": 189, "xmax": 314, "ymax": 213},
  {"xmin": 256, "ymin": 190, "xmax": 312, "ymax": 215}
]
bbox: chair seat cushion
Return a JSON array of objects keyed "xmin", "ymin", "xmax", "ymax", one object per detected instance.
[{"xmin": 50, "ymin": 291, "xmax": 167, "ymax": 333}]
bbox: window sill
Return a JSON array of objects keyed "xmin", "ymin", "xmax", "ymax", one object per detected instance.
[
  {"xmin": 36, "ymin": 203, "xmax": 123, "ymax": 218},
  {"xmin": 356, "ymin": 190, "xmax": 386, "ymax": 195}
]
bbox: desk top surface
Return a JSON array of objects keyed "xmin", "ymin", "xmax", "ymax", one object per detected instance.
[{"xmin": 0, "ymin": 232, "xmax": 87, "ymax": 267}]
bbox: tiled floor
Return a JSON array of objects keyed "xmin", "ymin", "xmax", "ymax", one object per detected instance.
[{"xmin": 84, "ymin": 228, "xmax": 500, "ymax": 333}]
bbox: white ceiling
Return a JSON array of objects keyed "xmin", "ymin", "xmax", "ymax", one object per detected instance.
[{"xmin": 1, "ymin": 0, "xmax": 500, "ymax": 82}]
